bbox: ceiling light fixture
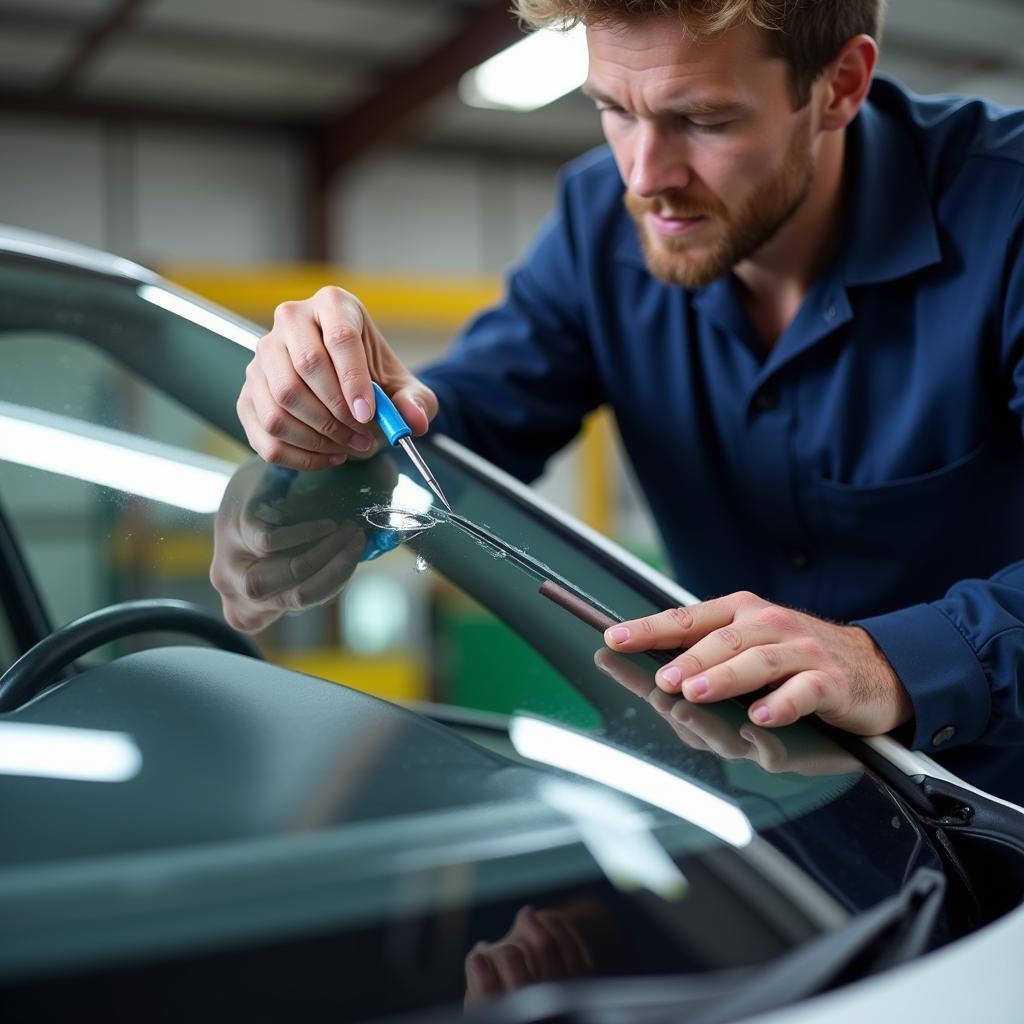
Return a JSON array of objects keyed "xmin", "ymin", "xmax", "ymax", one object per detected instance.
[{"xmin": 460, "ymin": 24, "xmax": 588, "ymax": 112}]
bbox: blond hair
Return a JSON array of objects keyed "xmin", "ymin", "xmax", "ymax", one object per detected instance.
[{"xmin": 512, "ymin": 0, "xmax": 885, "ymax": 106}]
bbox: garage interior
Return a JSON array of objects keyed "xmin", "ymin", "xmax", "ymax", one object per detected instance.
[{"xmin": 1, "ymin": 0, "xmax": 1023, "ymax": 707}]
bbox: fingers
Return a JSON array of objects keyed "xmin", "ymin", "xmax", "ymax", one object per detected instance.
[
  {"xmin": 242, "ymin": 329, "xmax": 381, "ymax": 469},
  {"xmin": 464, "ymin": 949, "xmax": 502, "ymax": 1008},
  {"xmin": 506, "ymin": 906, "xmax": 567, "ymax": 981},
  {"xmin": 273, "ymin": 294, "xmax": 360, "ymax": 430},
  {"xmin": 369, "ymin": 323, "xmax": 438, "ymax": 436},
  {"xmin": 246, "ymin": 366, "xmax": 354, "ymax": 455},
  {"xmin": 738, "ymin": 723, "xmax": 862, "ymax": 775},
  {"xmin": 481, "ymin": 943, "xmax": 532, "ymax": 990},
  {"xmin": 312, "ymin": 288, "xmax": 375, "ymax": 425},
  {"xmin": 532, "ymin": 908, "xmax": 594, "ymax": 975},
  {"xmin": 237, "ymin": 392, "xmax": 348, "ymax": 473},
  {"xmin": 602, "ymin": 593, "xmax": 896, "ymax": 734},
  {"xmin": 238, "ymin": 287, "xmax": 442, "ymax": 473},
  {"xmin": 261, "ymin": 327, "xmax": 376, "ymax": 449},
  {"xmin": 218, "ymin": 522, "xmax": 364, "ymax": 633},
  {"xmin": 511, "ymin": 905, "xmax": 593, "ymax": 979},
  {"xmin": 238, "ymin": 515, "xmax": 338, "ymax": 559},
  {"xmin": 463, "ymin": 905, "xmax": 595, "ymax": 1008},
  {"xmin": 242, "ymin": 522, "xmax": 363, "ymax": 607},
  {"xmin": 667, "ymin": 703, "xmax": 751, "ymax": 759},
  {"xmin": 659, "ymin": 638, "xmax": 798, "ymax": 700},
  {"xmin": 737, "ymin": 723, "xmax": 791, "ymax": 770},
  {"xmin": 388, "ymin": 379, "xmax": 438, "ymax": 437},
  {"xmin": 593, "ymin": 648, "xmax": 656, "ymax": 698},
  {"xmin": 604, "ymin": 592, "xmax": 762, "ymax": 652},
  {"xmin": 748, "ymin": 670, "xmax": 843, "ymax": 728}
]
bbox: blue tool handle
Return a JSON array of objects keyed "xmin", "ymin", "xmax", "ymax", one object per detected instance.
[
  {"xmin": 371, "ymin": 382, "xmax": 411, "ymax": 446},
  {"xmin": 360, "ymin": 528, "xmax": 403, "ymax": 562}
]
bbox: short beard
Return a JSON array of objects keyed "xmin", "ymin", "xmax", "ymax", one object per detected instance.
[{"xmin": 625, "ymin": 118, "xmax": 815, "ymax": 289}]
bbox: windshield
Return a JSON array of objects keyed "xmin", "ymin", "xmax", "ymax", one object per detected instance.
[
  {"xmin": 0, "ymin": 253, "xmax": 863, "ymax": 818},
  {"xmin": 0, "ymin": 250, "xmax": 941, "ymax": 1006},
  {"xmin": 225, "ymin": 443, "xmax": 866, "ymax": 815}
]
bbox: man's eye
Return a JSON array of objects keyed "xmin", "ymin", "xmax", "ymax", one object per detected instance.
[{"xmin": 688, "ymin": 119, "xmax": 730, "ymax": 133}]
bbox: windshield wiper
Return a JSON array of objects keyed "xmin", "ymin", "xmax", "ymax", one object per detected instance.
[
  {"xmin": 680, "ymin": 866, "xmax": 946, "ymax": 1024},
  {"xmin": 396, "ymin": 868, "xmax": 945, "ymax": 1024}
]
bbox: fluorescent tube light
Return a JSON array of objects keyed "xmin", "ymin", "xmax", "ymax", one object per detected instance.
[
  {"xmin": 137, "ymin": 284, "xmax": 258, "ymax": 350},
  {"xmin": 460, "ymin": 24, "xmax": 588, "ymax": 112},
  {"xmin": 510, "ymin": 715, "xmax": 753, "ymax": 848},
  {"xmin": 0, "ymin": 722, "xmax": 141, "ymax": 782},
  {"xmin": 0, "ymin": 401, "xmax": 236, "ymax": 514}
]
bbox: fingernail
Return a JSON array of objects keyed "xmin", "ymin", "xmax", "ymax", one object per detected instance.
[
  {"xmin": 353, "ymin": 396, "xmax": 371, "ymax": 422},
  {"xmin": 752, "ymin": 705, "xmax": 771, "ymax": 723},
  {"xmin": 684, "ymin": 676, "xmax": 709, "ymax": 698},
  {"xmin": 329, "ymin": 455, "xmax": 347, "ymax": 465},
  {"xmin": 660, "ymin": 666, "xmax": 682, "ymax": 687},
  {"xmin": 608, "ymin": 626, "xmax": 630, "ymax": 644},
  {"xmin": 349, "ymin": 433, "xmax": 372, "ymax": 451}
]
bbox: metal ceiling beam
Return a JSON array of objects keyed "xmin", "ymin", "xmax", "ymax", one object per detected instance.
[
  {"xmin": 48, "ymin": 0, "xmax": 149, "ymax": 96},
  {"xmin": 316, "ymin": 0, "xmax": 525, "ymax": 177},
  {"xmin": 0, "ymin": 5, "xmax": 381, "ymax": 81},
  {"xmin": 0, "ymin": 91, "xmax": 588, "ymax": 164}
]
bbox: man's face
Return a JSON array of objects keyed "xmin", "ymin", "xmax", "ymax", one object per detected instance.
[{"xmin": 585, "ymin": 17, "xmax": 817, "ymax": 288}]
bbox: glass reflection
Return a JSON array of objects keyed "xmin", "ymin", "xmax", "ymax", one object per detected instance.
[
  {"xmin": 0, "ymin": 400, "xmax": 233, "ymax": 514},
  {"xmin": 0, "ymin": 722, "xmax": 141, "ymax": 782},
  {"xmin": 210, "ymin": 451, "xmax": 863, "ymax": 811},
  {"xmin": 594, "ymin": 648, "xmax": 862, "ymax": 779},
  {"xmin": 510, "ymin": 715, "xmax": 754, "ymax": 847}
]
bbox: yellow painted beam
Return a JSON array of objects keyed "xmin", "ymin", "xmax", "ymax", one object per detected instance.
[
  {"xmin": 270, "ymin": 649, "xmax": 428, "ymax": 702},
  {"xmin": 110, "ymin": 531, "xmax": 214, "ymax": 576},
  {"xmin": 579, "ymin": 406, "xmax": 615, "ymax": 537},
  {"xmin": 161, "ymin": 264, "xmax": 503, "ymax": 333},
  {"xmin": 153, "ymin": 264, "xmax": 617, "ymax": 540}
]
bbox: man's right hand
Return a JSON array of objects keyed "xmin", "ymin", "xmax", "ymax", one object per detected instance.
[{"xmin": 237, "ymin": 287, "xmax": 439, "ymax": 472}]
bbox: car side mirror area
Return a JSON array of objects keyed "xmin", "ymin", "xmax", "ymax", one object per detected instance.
[{"xmin": 914, "ymin": 774, "xmax": 1024, "ymax": 933}]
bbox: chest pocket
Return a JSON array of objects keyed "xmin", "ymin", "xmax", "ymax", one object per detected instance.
[{"xmin": 812, "ymin": 437, "xmax": 1024, "ymax": 609}]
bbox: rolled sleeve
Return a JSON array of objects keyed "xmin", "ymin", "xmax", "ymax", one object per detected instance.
[{"xmin": 854, "ymin": 603, "xmax": 991, "ymax": 752}]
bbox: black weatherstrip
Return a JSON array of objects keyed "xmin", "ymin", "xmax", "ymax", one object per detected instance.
[{"xmin": 0, "ymin": 497, "xmax": 51, "ymax": 654}]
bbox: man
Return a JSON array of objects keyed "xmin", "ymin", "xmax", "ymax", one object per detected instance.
[{"xmin": 234, "ymin": 1, "xmax": 1024, "ymax": 803}]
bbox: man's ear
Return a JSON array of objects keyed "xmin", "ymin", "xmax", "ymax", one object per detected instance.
[{"xmin": 817, "ymin": 34, "xmax": 878, "ymax": 131}]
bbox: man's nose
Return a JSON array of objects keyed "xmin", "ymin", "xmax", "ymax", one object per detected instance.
[{"xmin": 629, "ymin": 126, "xmax": 691, "ymax": 198}]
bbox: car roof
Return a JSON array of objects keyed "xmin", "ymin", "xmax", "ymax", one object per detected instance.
[{"xmin": 0, "ymin": 224, "xmax": 159, "ymax": 285}]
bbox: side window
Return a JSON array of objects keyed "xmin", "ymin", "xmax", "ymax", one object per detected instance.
[
  {"xmin": 0, "ymin": 315, "xmax": 483, "ymax": 712},
  {"xmin": 0, "ymin": 261, "xmax": 635, "ymax": 726},
  {"xmin": 0, "ymin": 329, "xmax": 247, "ymax": 657}
]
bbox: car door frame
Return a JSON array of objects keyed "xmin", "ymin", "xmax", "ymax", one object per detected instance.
[{"xmin": 0, "ymin": 495, "xmax": 51, "ymax": 659}]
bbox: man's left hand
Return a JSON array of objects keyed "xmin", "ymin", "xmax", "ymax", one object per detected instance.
[{"xmin": 604, "ymin": 591, "xmax": 913, "ymax": 735}]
